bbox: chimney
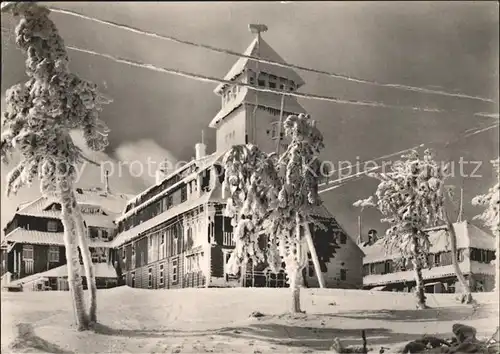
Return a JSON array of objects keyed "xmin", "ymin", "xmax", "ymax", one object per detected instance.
[
  {"xmin": 195, "ymin": 130, "xmax": 206, "ymax": 160},
  {"xmin": 195, "ymin": 143, "xmax": 206, "ymax": 160},
  {"xmin": 155, "ymin": 170, "xmax": 164, "ymax": 185}
]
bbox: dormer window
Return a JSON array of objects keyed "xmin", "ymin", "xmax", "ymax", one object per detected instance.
[{"xmin": 47, "ymin": 220, "xmax": 58, "ymax": 232}]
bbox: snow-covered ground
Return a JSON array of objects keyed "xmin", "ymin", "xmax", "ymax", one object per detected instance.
[{"xmin": 1, "ymin": 287, "xmax": 498, "ymax": 353}]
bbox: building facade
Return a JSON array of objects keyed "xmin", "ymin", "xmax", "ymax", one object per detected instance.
[
  {"xmin": 0, "ymin": 187, "xmax": 130, "ymax": 291},
  {"xmin": 361, "ymin": 221, "xmax": 496, "ymax": 293},
  {"xmin": 111, "ymin": 29, "xmax": 364, "ymax": 291}
]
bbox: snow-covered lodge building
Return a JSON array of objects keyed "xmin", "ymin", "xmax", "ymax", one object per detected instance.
[
  {"xmin": 361, "ymin": 221, "xmax": 497, "ymax": 293},
  {"xmin": 110, "ymin": 29, "xmax": 365, "ymax": 290},
  {"xmin": 0, "ymin": 185, "xmax": 130, "ymax": 291}
]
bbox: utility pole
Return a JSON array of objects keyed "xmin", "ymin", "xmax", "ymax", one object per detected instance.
[{"xmin": 457, "ymin": 187, "xmax": 464, "ymax": 223}]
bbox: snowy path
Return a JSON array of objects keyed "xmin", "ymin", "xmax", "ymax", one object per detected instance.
[{"xmin": 1, "ymin": 288, "xmax": 498, "ymax": 353}]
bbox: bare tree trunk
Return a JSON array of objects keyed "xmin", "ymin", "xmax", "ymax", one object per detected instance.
[
  {"xmin": 444, "ymin": 210, "xmax": 473, "ymax": 303},
  {"xmin": 289, "ymin": 267, "xmax": 303, "ymax": 313},
  {"xmin": 303, "ymin": 222, "xmax": 326, "ymax": 288},
  {"xmin": 73, "ymin": 208, "xmax": 98, "ymax": 323},
  {"xmin": 496, "ymin": 236, "xmax": 499, "ymax": 293},
  {"xmin": 288, "ymin": 216, "xmax": 305, "ymax": 314},
  {"xmin": 411, "ymin": 235, "xmax": 428, "ymax": 309},
  {"xmin": 240, "ymin": 261, "xmax": 247, "ymax": 287},
  {"xmin": 59, "ymin": 183, "xmax": 89, "ymax": 330}
]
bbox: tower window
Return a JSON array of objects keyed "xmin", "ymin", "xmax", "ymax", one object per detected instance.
[
  {"xmin": 269, "ymin": 75, "xmax": 277, "ymax": 89},
  {"xmin": 258, "ymin": 79, "xmax": 266, "ymax": 87},
  {"xmin": 249, "ymin": 76, "xmax": 255, "ymax": 85}
]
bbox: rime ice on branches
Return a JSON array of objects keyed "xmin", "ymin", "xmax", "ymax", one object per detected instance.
[{"xmin": 1, "ymin": 2, "xmax": 112, "ymax": 330}]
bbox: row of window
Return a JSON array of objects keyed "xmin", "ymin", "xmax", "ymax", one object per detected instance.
[
  {"xmin": 130, "ymin": 259, "xmax": 178, "ymax": 289},
  {"xmin": 221, "ymin": 72, "xmax": 297, "ymax": 106},
  {"xmin": 88, "ymin": 227, "xmax": 110, "ymax": 241},
  {"xmin": 248, "ymin": 72, "xmax": 296, "ymax": 91},
  {"xmin": 22, "ymin": 245, "xmax": 59, "ymax": 263},
  {"xmin": 119, "ymin": 167, "xmax": 222, "ymax": 233},
  {"xmin": 46, "ymin": 220, "xmax": 110, "ymax": 242},
  {"xmin": 363, "ymin": 248, "xmax": 495, "ymax": 276},
  {"xmin": 21, "ymin": 244, "xmax": 107, "ymax": 264},
  {"xmin": 122, "ymin": 221, "xmax": 183, "ymax": 266},
  {"xmin": 470, "ymin": 248, "xmax": 495, "ymax": 264},
  {"xmin": 124, "ymin": 163, "xmax": 199, "ymax": 213}
]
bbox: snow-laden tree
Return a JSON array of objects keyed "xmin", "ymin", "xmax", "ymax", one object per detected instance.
[
  {"xmin": 354, "ymin": 149, "xmax": 461, "ymax": 309},
  {"xmin": 222, "ymin": 144, "xmax": 281, "ymax": 283},
  {"xmin": 272, "ymin": 113, "xmax": 327, "ymax": 312},
  {"xmin": 222, "ymin": 114, "xmax": 326, "ymax": 313},
  {"xmin": 1, "ymin": 2, "xmax": 110, "ymax": 330},
  {"xmin": 472, "ymin": 158, "xmax": 499, "ymax": 292}
]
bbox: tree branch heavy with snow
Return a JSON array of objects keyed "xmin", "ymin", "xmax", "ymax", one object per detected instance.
[
  {"xmin": 354, "ymin": 149, "xmax": 472, "ymax": 307},
  {"xmin": 1, "ymin": 2, "xmax": 111, "ymax": 330}
]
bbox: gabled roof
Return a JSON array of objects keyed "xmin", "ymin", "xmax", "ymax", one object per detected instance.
[
  {"xmin": 6, "ymin": 189, "xmax": 130, "ymax": 230},
  {"xmin": 15, "ymin": 189, "xmax": 129, "ymax": 216},
  {"xmin": 362, "ymin": 221, "xmax": 496, "ymax": 264},
  {"xmin": 306, "ymin": 204, "xmax": 365, "ymax": 257},
  {"xmin": 214, "ymin": 37, "xmax": 305, "ymax": 95},
  {"xmin": 2, "ymin": 228, "xmax": 112, "ymax": 248},
  {"xmin": 209, "ymin": 88, "xmax": 307, "ymax": 128}
]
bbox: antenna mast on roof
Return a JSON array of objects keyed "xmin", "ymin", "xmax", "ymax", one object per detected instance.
[
  {"xmin": 457, "ymin": 187, "xmax": 464, "ymax": 222},
  {"xmin": 104, "ymin": 170, "xmax": 110, "ymax": 194}
]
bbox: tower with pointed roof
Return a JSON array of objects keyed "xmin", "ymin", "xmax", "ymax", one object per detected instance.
[{"xmin": 210, "ymin": 25, "xmax": 307, "ymax": 155}]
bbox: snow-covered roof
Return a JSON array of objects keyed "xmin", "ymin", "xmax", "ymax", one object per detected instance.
[
  {"xmin": 15, "ymin": 189, "xmax": 129, "ymax": 216},
  {"xmin": 112, "ymin": 188, "xmax": 222, "ymax": 248},
  {"xmin": 5, "ymin": 190, "xmax": 129, "ymax": 231},
  {"xmin": 362, "ymin": 221, "xmax": 496, "ymax": 264},
  {"xmin": 2, "ymin": 228, "xmax": 112, "ymax": 248},
  {"xmin": 16, "ymin": 209, "xmax": 118, "ymax": 229},
  {"xmin": 119, "ymin": 152, "xmax": 223, "ymax": 222},
  {"xmin": 363, "ymin": 258, "xmax": 495, "ymax": 286},
  {"xmin": 363, "ymin": 262, "xmax": 470, "ymax": 286},
  {"xmin": 214, "ymin": 37, "xmax": 305, "ymax": 95},
  {"xmin": 9, "ymin": 263, "xmax": 117, "ymax": 287},
  {"xmin": 209, "ymin": 88, "xmax": 306, "ymax": 128}
]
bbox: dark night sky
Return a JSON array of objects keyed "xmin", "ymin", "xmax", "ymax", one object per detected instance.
[{"xmin": 1, "ymin": 1, "xmax": 499, "ymax": 238}]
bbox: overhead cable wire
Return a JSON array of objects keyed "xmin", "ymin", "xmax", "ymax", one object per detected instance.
[
  {"xmin": 319, "ymin": 121, "xmax": 500, "ymax": 188},
  {"xmin": 318, "ymin": 122, "xmax": 499, "ymax": 194},
  {"xmin": 64, "ymin": 44, "xmax": 446, "ymax": 113},
  {"xmin": 47, "ymin": 6, "xmax": 496, "ymax": 104}
]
